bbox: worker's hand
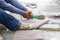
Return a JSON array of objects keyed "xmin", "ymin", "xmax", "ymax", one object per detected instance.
[{"xmin": 23, "ymin": 10, "xmax": 32, "ymax": 19}]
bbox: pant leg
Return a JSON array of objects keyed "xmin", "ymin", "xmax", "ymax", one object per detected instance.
[
  {"xmin": 5, "ymin": 0, "xmax": 27, "ymax": 11},
  {"xmin": 0, "ymin": 8, "xmax": 20, "ymax": 31}
]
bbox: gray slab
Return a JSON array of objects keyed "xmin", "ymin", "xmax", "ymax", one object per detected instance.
[{"xmin": 2, "ymin": 30, "xmax": 43, "ymax": 40}]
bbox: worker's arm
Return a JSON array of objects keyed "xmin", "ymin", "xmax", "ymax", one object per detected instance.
[
  {"xmin": 5, "ymin": 0, "xmax": 27, "ymax": 11},
  {"xmin": 0, "ymin": 0, "xmax": 25, "ymax": 15}
]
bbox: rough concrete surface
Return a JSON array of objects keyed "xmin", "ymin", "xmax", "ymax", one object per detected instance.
[{"xmin": 2, "ymin": 30, "xmax": 43, "ymax": 40}]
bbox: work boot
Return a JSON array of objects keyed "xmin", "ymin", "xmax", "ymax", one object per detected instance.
[
  {"xmin": 17, "ymin": 20, "xmax": 49, "ymax": 30},
  {"xmin": 17, "ymin": 23, "xmax": 34, "ymax": 30},
  {"xmin": 0, "ymin": 24, "xmax": 7, "ymax": 35},
  {"xmin": 21, "ymin": 24, "xmax": 31, "ymax": 30},
  {"xmin": 17, "ymin": 22, "xmax": 43, "ymax": 30}
]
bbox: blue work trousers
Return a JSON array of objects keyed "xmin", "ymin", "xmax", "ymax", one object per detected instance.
[{"xmin": 0, "ymin": 8, "xmax": 20, "ymax": 31}]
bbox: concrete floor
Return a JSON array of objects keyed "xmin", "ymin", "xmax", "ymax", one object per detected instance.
[
  {"xmin": 1, "ymin": 30, "xmax": 60, "ymax": 40},
  {"xmin": 2, "ymin": 30, "xmax": 43, "ymax": 40}
]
